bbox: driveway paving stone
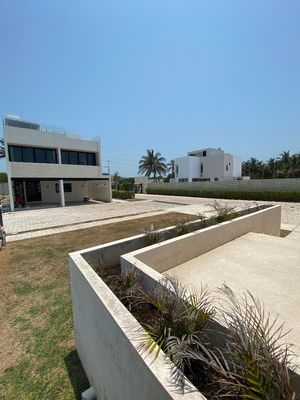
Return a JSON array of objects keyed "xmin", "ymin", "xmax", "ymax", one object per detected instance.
[{"xmin": 3, "ymin": 194, "xmax": 300, "ymax": 241}]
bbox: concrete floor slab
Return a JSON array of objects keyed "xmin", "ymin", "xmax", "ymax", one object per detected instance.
[{"xmin": 166, "ymin": 231, "xmax": 300, "ymax": 364}]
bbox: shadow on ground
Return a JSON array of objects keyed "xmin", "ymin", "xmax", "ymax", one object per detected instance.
[{"xmin": 64, "ymin": 349, "xmax": 90, "ymax": 399}]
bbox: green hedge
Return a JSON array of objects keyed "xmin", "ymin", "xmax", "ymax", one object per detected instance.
[
  {"xmin": 146, "ymin": 188, "xmax": 300, "ymax": 202},
  {"xmin": 112, "ymin": 190, "xmax": 135, "ymax": 200}
]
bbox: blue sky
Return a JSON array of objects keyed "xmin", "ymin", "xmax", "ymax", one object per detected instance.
[{"xmin": 1, "ymin": 0, "xmax": 299, "ymax": 176}]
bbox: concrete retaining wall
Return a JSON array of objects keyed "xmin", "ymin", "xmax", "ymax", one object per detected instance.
[
  {"xmin": 69, "ymin": 205, "xmax": 281, "ymax": 400},
  {"xmin": 148, "ymin": 178, "xmax": 300, "ymax": 192},
  {"xmin": 125, "ymin": 205, "xmax": 281, "ymax": 273},
  {"xmin": 69, "ymin": 252, "xmax": 204, "ymax": 400},
  {"xmin": 80, "ymin": 234, "xmax": 147, "ymax": 268}
]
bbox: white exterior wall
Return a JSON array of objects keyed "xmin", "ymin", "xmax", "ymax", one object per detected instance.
[
  {"xmin": 4, "ymin": 125, "xmax": 102, "ymax": 179},
  {"xmin": 223, "ymin": 153, "xmax": 233, "ymax": 178},
  {"xmin": 88, "ymin": 180, "xmax": 112, "ymax": 202},
  {"xmin": 9, "ymin": 162, "xmax": 101, "ymax": 180},
  {"xmin": 232, "ymin": 155, "xmax": 242, "ymax": 178},
  {"xmin": 175, "ymin": 148, "xmax": 242, "ymax": 182},
  {"xmin": 188, "ymin": 157, "xmax": 201, "ymax": 181},
  {"xmin": 3, "ymin": 119, "xmax": 111, "ymax": 209},
  {"xmin": 174, "ymin": 156, "xmax": 201, "ymax": 182},
  {"xmin": 202, "ymin": 153, "xmax": 224, "ymax": 180},
  {"xmin": 40, "ymin": 181, "xmax": 89, "ymax": 203}
]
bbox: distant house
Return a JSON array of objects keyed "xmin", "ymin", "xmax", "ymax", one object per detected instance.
[
  {"xmin": 174, "ymin": 148, "xmax": 242, "ymax": 183},
  {"xmin": 3, "ymin": 115, "xmax": 111, "ymax": 211}
]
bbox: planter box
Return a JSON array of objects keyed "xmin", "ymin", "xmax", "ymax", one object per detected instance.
[
  {"xmin": 69, "ymin": 205, "xmax": 281, "ymax": 399},
  {"xmin": 122, "ymin": 205, "xmax": 281, "ymax": 274}
]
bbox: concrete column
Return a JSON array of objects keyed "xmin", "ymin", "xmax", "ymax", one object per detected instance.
[
  {"xmin": 23, "ymin": 181, "xmax": 27, "ymax": 204},
  {"xmin": 57, "ymin": 147, "xmax": 61, "ymax": 164},
  {"xmin": 8, "ymin": 178, "xmax": 14, "ymax": 212},
  {"xmin": 97, "ymin": 137, "xmax": 102, "ymax": 176},
  {"xmin": 59, "ymin": 179, "xmax": 65, "ymax": 207}
]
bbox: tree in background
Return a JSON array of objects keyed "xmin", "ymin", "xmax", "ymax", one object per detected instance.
[
  {"xmin": 112, "ymin": 171, "xmax": 120, "ymax": 190},
  {"xmin": 242, "ymin": 151, "xmax": 300, "ymax": 179},
  {"xmin": 0, "ymin": 138, "xmax": 5, "ymax": 158},
  {"xmin": 167, "ymin": 159, "xmax": 175, "ymax": 178},
  {"xmin": 138, "ymin": 149, "xmax": 167, "ymax": 180}
]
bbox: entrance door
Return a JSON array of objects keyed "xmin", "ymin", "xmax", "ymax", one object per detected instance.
[
  {"xmin": 25, "ymin": 180, "xmax": 42, "ymax": 202},
  {"xmin": 14, "ymin": 180, "xmax": 25, "ymax": 206}
]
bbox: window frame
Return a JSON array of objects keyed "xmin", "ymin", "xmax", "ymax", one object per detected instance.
[
  {"xmin": 60, "ymin": 150, "xmax": 97, "ymax": 166},
  {"xmin": 8, "ymin": 145, "xmax": 57, "ymax": 164},
  {"xmin": 55, "ymin": 183, "xmax": 72, "ymax": 193}
]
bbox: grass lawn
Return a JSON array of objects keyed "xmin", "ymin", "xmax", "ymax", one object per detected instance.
[{"xmin": 0, "ymin": 212, "xmax": 189, "ymax": 400}]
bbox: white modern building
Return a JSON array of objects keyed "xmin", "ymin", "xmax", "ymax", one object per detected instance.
[
  {"xmin": 174, "ymin": 148, "xmax": 241, "ymax": 182},
  {"xmin": 3, "ymin": 115, "xmax": 111, "ymax": 211}
]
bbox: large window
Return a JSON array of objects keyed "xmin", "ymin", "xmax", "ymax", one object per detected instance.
[
  {"xmin": 55, "ymin": 183, "xmax": 72, "ymax": 193},
  {"xmin": 9, "ymin": 145, "xmax": 57, "ymax": 164},
  {"xmin": 61, "ymin": 150, "xmax": 96, "ymax": 166}
]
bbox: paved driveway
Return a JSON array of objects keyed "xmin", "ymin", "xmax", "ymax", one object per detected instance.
[
  {"xmin": 2, "ymin": 199, "xmax": 179, "ymax": 235},
  {"xmin": 2, "ymin": 194, "xmax": 300, "ymax": 240}
]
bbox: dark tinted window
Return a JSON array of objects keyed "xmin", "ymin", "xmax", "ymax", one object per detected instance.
[
  {"xmin": 9, "ymin": 146, "xmax": 22, "ymax": 162},
  {"xmin": 60, "ymin": 150, "xmax": 96, "ymax": 166},
  {"xmin": 202, "ymin": 151, "xmax": 207, "ymax": 157},
  {"xmin": 87, "ymin": 153, "xmax": 96, "ymax": 165},
  {"xmin": 69, "ymin": 151, "xmax": 78, "ymax": 165},
  {"xmin": 46, "ymin": 149, "xmax": 57, "ymax": 163},
  {"xmin": 8, "ymin": 145, "xmax": 57, "ymax": 163},
  {"xmin": 64, "ymin": 183, "xmax": 72, "ymax": 192},
  {"xmin": 61, "ymin": 150, "xmax": 69, "ymax": 164},
  {"xmin": 55, "ymin": 183, "xmax": 72, "ymax": 193},
  {"xmin": 79, "ymin": 152, "xmax": 87, "ymax": 165},
  {"xmin": 22, "ymin": 147, "xmax": 34, "ymax": 162},
  {"xmin": 34, "ymin": 148, "xmax": 46, "ymax": 163}
]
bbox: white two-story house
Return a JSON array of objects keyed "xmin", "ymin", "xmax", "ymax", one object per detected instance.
[
  {"xmin": 3, "ymin": 115, "xmax": 111, "ymax": 211},
  {"xmin": 174, "ymin": 148, "xmax": 241, "ymax": 182}
]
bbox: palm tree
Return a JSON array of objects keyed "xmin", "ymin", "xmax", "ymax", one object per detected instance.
[
  {"xmin": 266, "ymin": 158, "xmax": 277, "ymax": 179},
  {"xmin": 138, "ymin": 149, "xmax": 167, "ymax": 180},
  {"xmin": 287, "ymin": 153, "xmax": 300, "ymax": 178},
  {"xmin": 167, "ymin": 160, "xmax": 175, "ymax": 178},
  {"xmin": 277, "ymin": 151, "xmax": 291, "ymax": 178},
  {"xmin": 247, "ymin": 157, "xmax": 261, "ymax": 179},
  {"xmin": 0, "ymin": 138, "xmax": 5, "ymax": 158},
  {"xmin": 279, "ymin": 150, "xmax": 291, "ymax": 166}
]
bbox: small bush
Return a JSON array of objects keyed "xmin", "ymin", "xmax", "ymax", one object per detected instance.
[
  {"xmin": 146, "ymin": 188, "xmax": 300, "ymax": 202},
  {"xmin": 139, "ymin": 224, "xmax": 166, "ymax": 245},
  {"xmin": 174, "ymin": 217, "xmax": 193, "ymax": 236},
  {"xmin": 112, "ymin": 190, "xmax": 135, "ymax": 199},
  {"xmin": 98, "ymin": 267, "xmax": 140, "ymax": 311},
  {"xmin": 209, "ymin": 200, "xmax": 236, "ymax": 222},
  {"xmin": 214, "ymin": 286, "xmax": 297, "ymax": 400},
  {"xmin": 118, "ymin": 182, "xmax": 135, "ymax": 191},
  {"xmin": 136, "ymin": 276, "xmax": 215, "ymax": 387}
]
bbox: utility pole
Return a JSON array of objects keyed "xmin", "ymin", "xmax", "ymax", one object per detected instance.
[{"xmin": 106, "ymin": 160, "xmax": 110, "ymax": 175}]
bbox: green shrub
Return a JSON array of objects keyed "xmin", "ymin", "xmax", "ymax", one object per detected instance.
[
  {"xmin": 139, "ymin": 224, "xmax": 166, "ymax": 245},
  {"xmin": 136, "ymin": 276, "xmax": 215, "ymax": 387},
  {"xmin": 112, "ymin": 190, "xmax": 135, "ymax": 199},
  {"xmin": 0, "ymin": 172, "xmax": 7, "ymax": 183},
  {"xmin": 213, "ymin": 286, "xmax": 296, "ymax": 400},
  {"xmin": 146, "ymin": 188, "xmax": 300, "ymax": 202},
  {"xmin": 174, "ymin": 217, "xmax": 193, "ymax": 236},
  {"xmin": 209, "ymin": 200, "xmax": 236, "ymax": 222},
  {"xmin": 118, "ymin": 183, "xmax": 135, "ymax": 191}
]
